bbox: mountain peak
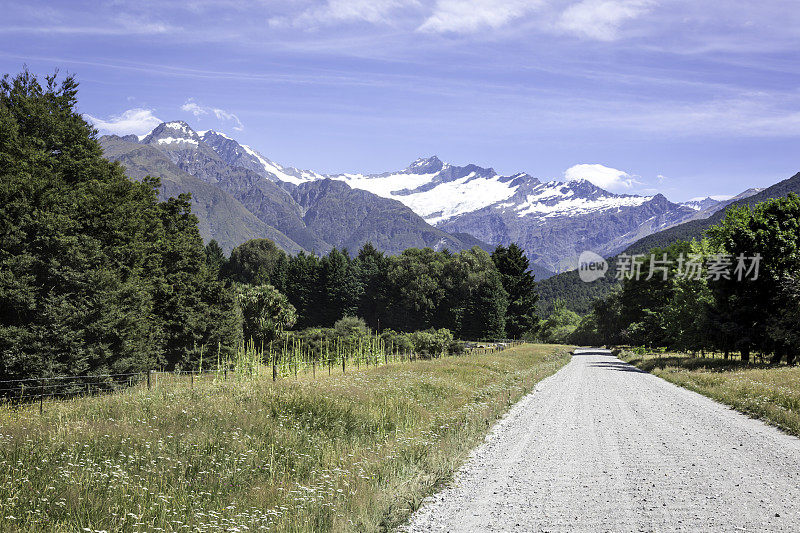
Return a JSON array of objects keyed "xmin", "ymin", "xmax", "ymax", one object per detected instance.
[
  {"xmin": 202, "ymin": 130, "xmax": 233, "ymax": 141},
  {"xmin": 407, "ymin": 155, "xmax": 444, "ymax": 174},
  {"xmin": 142, "ymin": 121, "xmax": 202, "ymax": 146}
]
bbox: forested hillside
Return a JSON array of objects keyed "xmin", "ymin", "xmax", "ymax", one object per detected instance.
[
  {"xmin": 570, "ymin": 195, "xmax": 800, "ymax": 364},
  {"xmin": 538, "ymin": 171, "xmax": 800, "ymax": 314}
]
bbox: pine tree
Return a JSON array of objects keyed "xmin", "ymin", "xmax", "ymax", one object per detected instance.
[
  {"xmin": 318, "ymin": 248, "xmax": 361, "ymax": 325},
  {"xmin": 0, "ymin": 69, "xmax": 240, "ymax": 380},
  {"xmin": 353, "ymin": 243, "xmax": 389, "ymax": 330},
  {"xmin": 285, "ymin": 252, "xmax": 321, "ymax": 328},
  {"xmin": 491, "ymin": 244, "xmax": 538, "ymax": 338}
]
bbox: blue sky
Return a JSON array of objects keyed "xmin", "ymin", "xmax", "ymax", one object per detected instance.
[{"xmin": 1, "ymin": 0, "xmax": 799, "ymax": 201}]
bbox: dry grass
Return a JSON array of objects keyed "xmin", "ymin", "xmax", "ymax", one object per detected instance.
[
  {"xmin": 622, "ymin": 352, "xmax": 800, "ymax": 436},
  {"xmin": 0, "ymin": 344, "xmax": 571, "ymax": 532}
]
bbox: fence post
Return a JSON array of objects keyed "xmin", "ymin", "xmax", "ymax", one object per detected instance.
[
  {"xmin": 342, "ymin": 356, "xmax": 346, "ymax": 374},
  {"xmin": 191, "ymin": 372, "xmax": 194, "ymax": 389},
  {"xmin": 312, "ymin": 360, "xmax": 316, "ymax": 378},
  {"xmin": 272, "ymin": 358, "xmax": 277, "ymax": 381},
  {"xmin": 39, "ymin": 378, "xmax": 44, "ymax": 415},
  {"xmin": 147, "ymin": 369, "xmax": 152, "ymax": 391}
]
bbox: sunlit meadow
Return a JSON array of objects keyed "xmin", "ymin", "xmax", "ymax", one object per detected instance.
[{"xmin": 0, "ymin": 344, "xmax": 571, "ymax": 532}]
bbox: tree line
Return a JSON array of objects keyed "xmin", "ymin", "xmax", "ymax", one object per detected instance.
[
  {"xmin": 215, "ymin": 237, "xmax": 537, "ymax": 341},
  {"xmin": 0, "ymin": 70, "xmax": 541, "ymax": 382},
  {"xmin": 570, "ymin": 194, "xmax": 800, "ymax": 364}
]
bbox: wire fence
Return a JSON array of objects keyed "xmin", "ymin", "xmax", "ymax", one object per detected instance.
[{"xmin": 0, "ymin": 340, "xmax": 524, "ymax": 413}]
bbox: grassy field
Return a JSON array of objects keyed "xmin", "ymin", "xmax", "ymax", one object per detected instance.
[
  {"xmin": 0, "ymin": 344, "xmax": 571, "ymax": 532},
  {"xmin": 621, "ymin": 351, "xmax": 800, "ymax": 436}
]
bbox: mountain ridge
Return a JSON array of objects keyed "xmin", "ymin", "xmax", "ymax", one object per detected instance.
[
  {"xmin": 99, "ymin": 122, "xmax": 488, "ymax": 259},
  {"xmin": 106, "ymin": 121, "xmax": 747, "ymax": 274}
]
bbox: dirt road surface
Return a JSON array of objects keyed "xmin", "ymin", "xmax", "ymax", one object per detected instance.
[{"xmin": 403, "ymin": 348, "xmax": 800, "ymax": 532}]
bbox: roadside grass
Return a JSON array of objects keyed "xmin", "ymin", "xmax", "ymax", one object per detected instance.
[
  {"xmin": 621, "ymin": 351, "xmax": 800, "ymax": 437},
  {"xmin": 0, "ymin": 344, "xmax": 571, "ymax": 532}
]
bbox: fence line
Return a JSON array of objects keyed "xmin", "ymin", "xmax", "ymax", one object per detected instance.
[{"xmin": 0, "ymin": 340, "xmax": 524, "ymax": 413}]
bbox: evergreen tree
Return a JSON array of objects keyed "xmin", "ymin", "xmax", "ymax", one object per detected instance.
[
  {"xmin": 352, "ymin": 243, "xmax": 390, "ymax": 330},
  {"xmin": 285, "ymin": 251, "xmax": 321, "ymax": 328},
  {"xmin": 318, "ymin": 248, "xmax": 361, "ymax": 325},
  {"xmin": 492, "ymin": 244, "xmax": 538, "ymax": 338},
  {"xmin": 458, "ymin": 247, "xmax": 508, "ymax": 339},
  {"xmin": 204, "ymin": 239, "xmax": 227, "ymax": 277},
  {"xmin": 0, "ymin": 70, "xmax": 239, "ymax": 380}
]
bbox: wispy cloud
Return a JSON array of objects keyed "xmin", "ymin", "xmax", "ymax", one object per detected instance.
[
  {"xmin": 418, "ymin": 0, "xmax": 543, "ymax": 33},
  {"xmin": 557, "ymin": 0, "xmax": 653, "ymax": 41},
  {"xmin": 85, "ymin": 108, "xmax": 162, "ymax": 136},
  {"xmin": 564, "ymin": 163, "xmax": 639, "ymax": 190},
  {"xmin": 270, "ymin": 0, "xmax": 418, "ymax": 29},
  {"xmin": 181, "ymin": 98, "xmax": 244, "ymax": 130},
  {"xmin": 1, "ymin": 13, "xmax": 175, "ymax": 36}
]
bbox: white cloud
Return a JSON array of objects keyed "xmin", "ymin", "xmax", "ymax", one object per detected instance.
[
  {"xmin": 558, "ymin": 0, "xmax": 653, "ymax": 41},
  {"xmin": 181, "ymin": 98, "xmax": 244, "ymax": 130},
  {"xmin": 181, "ymin": 100, "xmax": 206, "ymax": 116},
  {"xmin": 564, "ymin": 163, "xmax": 638, "ymax": 190},
  {"xmin": 418, "ymin": 0, "xmax": 543, "ymax": 33},
  {"xmin": 85, "ymin": 108, "xmax": 162, "ymax": 136},
  {"xmin": 271, "ymin": 0, "xmax": 417, "ymax": 28}
]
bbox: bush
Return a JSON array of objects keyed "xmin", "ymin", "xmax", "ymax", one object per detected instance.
[
  {"xmin": 334, "ymin": 316, "xmax": 370, "ymax": 338},
  {"xmin": 411, "ymin": 328, "xmax": 454, "ymax": 358}
]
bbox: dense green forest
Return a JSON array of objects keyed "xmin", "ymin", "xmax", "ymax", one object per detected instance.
[
  {"xmin": 216, "ymin": 237, "xmax": 537, "ymax": 340},
  {"xmin": 0, "ymin": 71, "xmax": 540, "ymax": 382},
  {"xmin": 568, "ymin": 195, "xmax": 800, "ymax": 364}
]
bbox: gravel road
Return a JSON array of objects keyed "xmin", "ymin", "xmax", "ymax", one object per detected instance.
[{"xmin": 403, "ymin": 348, "xmax": 800, "ymax": 532}]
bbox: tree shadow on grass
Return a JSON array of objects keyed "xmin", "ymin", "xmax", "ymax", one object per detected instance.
[
  {"xmin": 586, "ymin": 361, "xmax": 646, "ymax": 373},
  {"xmin": 628, "ymin": 356, "xmax": 774, "ymax": 373}
]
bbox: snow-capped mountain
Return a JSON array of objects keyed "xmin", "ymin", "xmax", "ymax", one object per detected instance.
[
  {"xmin": 681, "ymin": 196, "xmax": 728, "ymax": 212},
  {"xmin": 101, "ymin": 121, "xmax": 483, "ymax": 257},
  {"xmin": 122, "ymin": 122, "xmax": 742, "ymax": 273},
  {"xmin": 200, "ymin": 130, "xmax": 323, "ymax": 186}
]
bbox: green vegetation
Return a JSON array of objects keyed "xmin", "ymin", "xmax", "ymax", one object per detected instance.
[
  {"xmin": 621, "ymin": 351, "xmax": 800, "ymax": 436},
  {"xmin": 536, "ymin": 171, "xmax": 800, "ymax": 315},
  {"xmin": 221, "ymin": 237, "xmax": 538, "ymax": 341},
  {"xmin": 572, "ymin": 194, "xmax": 800, "ymax": 364},
  {"xmin": 1, "ymin": 70, "xmax": 543, "ymax": 386},
  {"xmin": 0, "ymin": 71, "xmax": 240, "ymax": 382},
  {"xmin": 0, "ymin": 344, "xmax": 571, "ymax": 532}
]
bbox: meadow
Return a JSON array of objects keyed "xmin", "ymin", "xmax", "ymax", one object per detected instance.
[
  {"xmin": 0, "ymin": 344, "xmax": 571, "ymax": 532},
  {"xmin": 621, "ymin": 351, "xmax": 800, "ymax": 436}
]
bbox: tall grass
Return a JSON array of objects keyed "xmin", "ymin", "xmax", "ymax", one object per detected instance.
[{"xmin": 0, "ymin": 344, "xmax": 570, "ymax": 532}]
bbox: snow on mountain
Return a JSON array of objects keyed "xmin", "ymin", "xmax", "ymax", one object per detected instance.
[
  {"xmin": 324, "ymin": 159, "xmax": 526, "ymax": 224},
  {"xmin": 511, "ymin": 179, "xmax": 651, "ymax": 220},
  {"xmin": 681, "ymin": 196, "xmax": 728, "ymax": 211},
  {"xmin": 131, "ymin": 122, "xmax": 740, "ymax": 271},
  {"xmin": 142, "ymin": 121, "xmax": 203, "ymax": 145},
  {"xmin": 136, "ymin": 124, "xmax": 737, "ymax": 235}
]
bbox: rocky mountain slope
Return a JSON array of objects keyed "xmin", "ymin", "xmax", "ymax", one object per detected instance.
[
  {"xmin": 103, "ymin": 121, "xmax": 751, "ymax": 274},
  {"xmin": 99, "ymin": 135, "xmax": 303, "ymax": 254},
  {"xmin": 200, "ymin": 135, "xmax": 736, "ymax": 272},
  {"xmin": 99, "ymin": 122, "xmax": 483, "ymax": 257},
  {"xmin": 536, "ymin": 172, "xmax": 798, "ymax": 314}
]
